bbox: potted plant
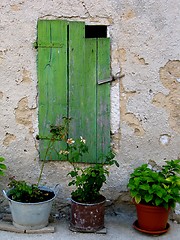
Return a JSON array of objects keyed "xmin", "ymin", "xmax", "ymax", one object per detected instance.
[
  {"xmin": 58, "ymin": 135, "xmax": 119, "ymax": 232},
  {"xmin": 128, "ymin": 159, "xmax": 180, "ymax": 234},
  {"xmin": 2, "ymin": 119, "xmax": 70, "ymax": 230}
]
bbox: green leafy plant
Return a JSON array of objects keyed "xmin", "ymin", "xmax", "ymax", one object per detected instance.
[
  {"xmin": 8, "ymin": 117, "xmax": 71, "ymax": 203},
  {"xmin": 8, "ymin": 177, "xmax": 45, "ymax": 203},
  {"xmin": 56, "ymin": 119, "xmax": 119, "ymax": 203},
  {"xmin": 52, "ymin": 119, "xmax": 119, "ymax": 203},
  {"xmin": 0, "ymin": 156, "xmax": 6, "ymax": 176},
  {"xmin": 128, "ymin": 159, "xmax": 180, "ymax": 209},
  {"xmin": 68, "ymin": 153, "xmax": 119, "ymax": 203}
]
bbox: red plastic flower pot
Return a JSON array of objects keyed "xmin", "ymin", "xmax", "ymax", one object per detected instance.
[{"xmin": 135, "ymin": 202, "xmax": 170, "ymax": 231}]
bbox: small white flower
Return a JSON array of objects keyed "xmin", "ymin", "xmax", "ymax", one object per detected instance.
[
  {"xmin": 80, "ymin": 136, "xmax": 86, "ymax": 144},
  {"xmin": 67, "ymin": 138, "xmax": 75, "ymax": 144},
  {"xmin": 59, "ymin": 150, "xmax": 69, "ymax": 155}
]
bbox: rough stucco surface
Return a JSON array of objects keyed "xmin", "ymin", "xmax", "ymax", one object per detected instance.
[{"xmin": 0, "ymin": 0, "xmax": 180, "ymax": 213}]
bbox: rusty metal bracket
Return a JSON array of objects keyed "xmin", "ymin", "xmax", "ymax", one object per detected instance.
[
  {"xmin": 97, "ymin": 74, "xmax": 125, "ymax": 85},
  {"xmin": 98, "ymin": 78, "xmax": 112, "ymax": 85}
]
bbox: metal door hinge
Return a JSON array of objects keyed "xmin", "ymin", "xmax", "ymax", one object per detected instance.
[{"xmin": 33, "ymin": 42, "xmax": 64, "ymax": 49}]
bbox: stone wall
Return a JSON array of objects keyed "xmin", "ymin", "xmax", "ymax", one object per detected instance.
[{"xmin": 0, "ymin": 0, "xmax": 180, "ymax": 213}]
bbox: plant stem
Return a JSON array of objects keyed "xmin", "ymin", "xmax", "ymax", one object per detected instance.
[{"xmin": 37, "ymin": 139, "xmax": 53, "ymax": 186}]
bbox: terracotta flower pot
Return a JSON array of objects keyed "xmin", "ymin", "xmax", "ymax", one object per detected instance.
[
  {"xmin": 135, "ymin": 202, "xmax": 170, "ymax": 231},
  {"xmin": 70, "ymin": 195, "xmax": 106, "ymax": 232}
]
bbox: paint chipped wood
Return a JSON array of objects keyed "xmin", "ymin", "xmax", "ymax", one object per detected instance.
[{"xmin": 0, "ymin": 214, "xmax": 55, "ymax": 234}]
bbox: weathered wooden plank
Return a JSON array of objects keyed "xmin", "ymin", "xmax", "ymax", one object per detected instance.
[
  {"xmin": 38, "ymin": 20, "xmax": 68, "ymax": 160},
  {"xmin": 68, "ymin": 21, "xmax": 86, "ymax": 162},
  {"xmin": 82, "ymin": 38, "xmax": 97, "ymax": 163},
  {"xmin": 0, "ymin": 220, "xmax": 55, "ymax": 233},
  {"xmin": 96, "ymin": 38, "xmax": 111, "ymax": 162},
  {"xmin": 37, "ymin": 20, "xmax": 67, "ymax": 47}
]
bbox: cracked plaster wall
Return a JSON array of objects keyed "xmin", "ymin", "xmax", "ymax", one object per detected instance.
[{"xmin": 0, "ymin": 0, "xmax": 180, "ymax": 212}]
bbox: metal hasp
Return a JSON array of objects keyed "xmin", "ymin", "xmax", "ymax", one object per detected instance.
[{"xmin": 98, "ymin": 78, "xmax": 113, "ymax": 85}]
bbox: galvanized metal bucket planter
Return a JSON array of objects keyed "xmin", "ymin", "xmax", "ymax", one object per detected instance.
[
  {"xmin": 70, "ymin": 195, "xmax": 106, "ymax": 232},
  {"xmin": 3, "ymin": 186, "xmax": 58, "ymax": 230}
]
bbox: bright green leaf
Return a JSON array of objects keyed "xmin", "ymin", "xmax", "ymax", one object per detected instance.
[{"xmin": 135, "ymin": 195, "xmax": 141, "ymax": 204}]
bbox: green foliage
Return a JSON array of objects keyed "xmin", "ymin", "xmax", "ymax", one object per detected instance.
[
  {"xmin": 127, "ymin": 159, "xmax": 180, "ymax": 209},
  {"xmin": 8, "ymin": 117, "xmax": 71, "ymax": 202},
  {"xmin": 8, "ymin": 177, "xmax": 54, "ymax": 203},
  {"xmin": 8, "ymin": 177, "xmax": 44, "ymax": 203},
  {"xmin": 0, "ymin": 156, "xmax": 6, "ymax": 176},
  {"xmin": 54, "ymin": 118, "xmax": 119, "ymax": 203},
  {"xmin": 8, "ymin": 117, "xmax": 118, "ymax": 203},
  {"xmin": 68, "ymin": 155, "xmax": 119, "ymax": 203}
]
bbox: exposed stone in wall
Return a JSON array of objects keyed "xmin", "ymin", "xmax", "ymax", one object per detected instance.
[
  {"xmin": 121, "ymin": 9, "xmax": 136, "ymax": 21},
  {"xmin": 133, "ymin": 54, "xmax": 149, "ymax": 65},
  {"xmin": 22, "ymin": 69, "xmax": 32, "ymax": 83},
  {"xmin": 10, "ymin": 4, "xmax": 22, "ymax": 11},
  {"xmin": 152, "ymin": 60, "xmax": 180, "ymax": 133},
  {"xmin": 120, "ymin": 81, "xmax": 145, "ymax": 136},
  {"xmin": 15, "ymin": 97, "xmax": 35, "ymax": 133},
  {"xmin": 16, "ymin": 69, "xmax": 32, "ymax": 84},
  {"xmin": 3, "ymin": 133, "xmax": 16, "ymax": 146},
  {"xmin": 119, "ymin": 48, "xmax": 127, "ymax": 63}
]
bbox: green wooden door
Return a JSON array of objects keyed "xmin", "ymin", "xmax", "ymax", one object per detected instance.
[{"xmin": 37, "ymin": 20, "xmax": 110, "ymax": 163}]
